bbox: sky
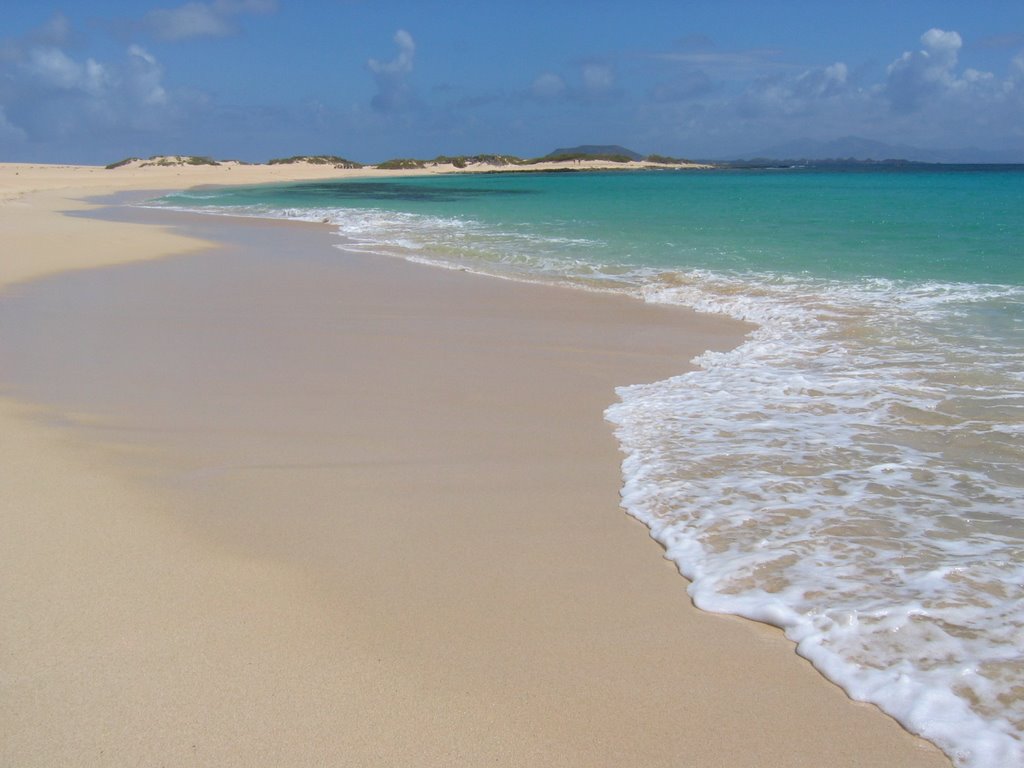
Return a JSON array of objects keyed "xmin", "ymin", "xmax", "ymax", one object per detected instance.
[{"xmin": 2, "ymin": 0, "xmax": 1024, "ymax": 164}]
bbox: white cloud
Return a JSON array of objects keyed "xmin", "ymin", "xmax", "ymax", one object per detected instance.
[
  {"xmin": 127, "ymin": 45, "xmax": 168, "ymax": 106},
  {"xmin": 144, "ymin": 0, "xmax": 277, "ymax": 41},
  {"xmin": 527, "ymin": 65, "xmax": 613, "ymax": 102},
  {"xmin": 923, "ymin": 28, "xmax": 962, "ymax": 63},
  {"xmin": 885, "ymin": 28, "xmax": 965, "ymax": 111},
  {"xmin": 368, "ymin": 29, "xmax": 415, "ymax": 75},
  {"xmin": 871, "ymin": 27, "xmax": 1024, "ymax": 149},
  {"xmin": 367, "ymin": 30, "xmax": 416, "ymax": 112},
  {"xmin": 83, "ymin": 59, "xmax": 110, "ymax": 96},
  {"xmin": 0, "ymin": 17, "xmax": 180, "ymax": 157},
  {"xmin": 24, "ymin": 47, "xmax": 83, "ymax": 90},
  {"xmin": 17, "ymin": 46, "xmax": 109, "ymax": 97},
  {"xmin": 637, "ymin": 27, "xmax": 1024, "ymax": 158},
  {"xmin": 735, "ymin": 60, "xmax": 857, "ymax": 122},
  {"xmin": 531, "ymin": 72, "xmax": 566, "ymax": 100},
  {"xmin": 1013, "ymin": 53, "xmax": 1024, "ymax": 78},
  {"xmin": 799, "ymin": 62, "xmax": 848, "ymax": 97}
]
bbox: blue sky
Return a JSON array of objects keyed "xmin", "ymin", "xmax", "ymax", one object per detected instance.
[{"xmin": 2, "ymin": 1, "xmax": 1023, "ymax": 163}]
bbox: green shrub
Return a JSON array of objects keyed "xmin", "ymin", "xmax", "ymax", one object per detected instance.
[
  {"xmin": 104, "ymin": 157, "xmax": 140, "ymax": 169},
  {"xmin": 376, "ymin": 158, "xmax": 427, "ymax": 170},
  {"xmin": 527, "ymin": 153, "xmax": 634, "ymax": 164},
  {"xmin": 645, "ymin": 154, "xmax": 694, "ymax": 165},
  {"xmin": 268, "ymin": 155, "xmax": 363, "ymax": 168},
  {"xmin": 136, "ymin": 155, "xmax": 221, "ymax": 167},
  {"xmin": 435, "ymin": 154, "xmax": 524, "ymax": 167}
]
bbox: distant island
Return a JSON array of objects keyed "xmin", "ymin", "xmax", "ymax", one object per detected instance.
[
  {"xmin": 738, "ymin": 135, "xmax": 1024, "ymax": 165},
  {"xmin": 103, "ymin": 146, "xmax": 706, "ymax": 172},
  {"xmin": 103, "ymin": 144, "xmax": 1024, "ymax": 174},
  {"xmin": 544, "ymin": 144, "xmax": 643, "ymax": 161}
]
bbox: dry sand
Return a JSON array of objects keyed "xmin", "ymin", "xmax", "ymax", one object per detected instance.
[{"xmin": 0, "ymin": 163, "xmax": 951, "ymax": 766}]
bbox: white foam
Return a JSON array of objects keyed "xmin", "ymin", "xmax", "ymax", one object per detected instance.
[{"xmin": 608, "ymin": 272, "xmax": 1024, "ymax": 767}]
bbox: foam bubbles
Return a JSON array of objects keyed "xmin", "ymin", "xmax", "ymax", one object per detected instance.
[{"xmin": 608, "ymin": 272, "xmax": 1024, "ymax": 767}]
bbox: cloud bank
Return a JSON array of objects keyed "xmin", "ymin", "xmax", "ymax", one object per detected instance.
[
  {"xmin": 0, "ymin": 14, "xmax": 178, "ymax": 160},
  {"xmin": 633, "ymin": 27, "xmax": 1024, "ymax": 155}
]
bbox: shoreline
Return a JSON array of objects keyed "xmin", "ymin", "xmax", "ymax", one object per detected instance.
[{"xmin": 0, "ymin": 164, "xmax": 951, "ymax": 767}]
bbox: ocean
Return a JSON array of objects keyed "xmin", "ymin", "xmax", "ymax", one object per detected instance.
[{"xmin": 156, "ymin": 166, "xmax": 1024, "ymax": 768}]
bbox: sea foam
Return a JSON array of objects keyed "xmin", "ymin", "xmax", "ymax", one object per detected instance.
[{"xmin": 609, "ymin": 272, "xmax": 1024, "ymax": 767}]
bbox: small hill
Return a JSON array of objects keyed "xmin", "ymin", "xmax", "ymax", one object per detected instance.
[
  {"xmin": 268, "ymin": 155, "xmax": 363, "ymax": 169},
  {"xmin": 432, "ymin": 154, "xmax": 524, "ymax": 168},
  {"xmin": 545, "ymin": 145, "xmax": 643, "ymax": 161},
  {"xmin": 105, "ymin": 155, "xmax": 223, "ymax": 169}
]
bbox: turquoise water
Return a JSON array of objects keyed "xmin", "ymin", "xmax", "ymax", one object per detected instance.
[
  {"xmin": 158, "ymin": 168, "xmax": 1024, "ymax": 768},
  {"xmin": 164, "ymin": 168, "xmax": 1024, "ymax": 284}
]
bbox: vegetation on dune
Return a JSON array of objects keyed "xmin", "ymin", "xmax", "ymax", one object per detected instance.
[
  {"xmin": 374, "ymin": 150, "xmax": 706, "ymax": 171},
  {"xmin": 104, "ymin": 155, "xmax": 221, "ymax": 169},
  {"xmin": 376, "ymin": 158, "xmax": 428, "ymax": 169},
  {"xmin": 149, "ymin": 155, "xmax": 220, "ymax": 167},
  {"xmin": 645, "ymin": 154, "xmax": 695, "ymax": 165},
  {"xmin": 376, "ymin": 154, "xmax": 527, "ymax": 169},
  {"xmin": 268, "ymin": 155, "xmax": 363, "ymax": 168},
  {"xmin": 433, "ymin": 154, "xmax": 524, "ymax": 168},
  {"xmin": 104, "ymin": 157, "xmax": 141, "ymax": 169},
  {"xmin": 527, "ymin": 152, "xmax": 635, "ymax": 164},
  {"xmin": 104, "ymin": 148, "xmax": 709, "ymax": 172},
  {"xmin": 547, "ymin": 144, "xmax": 643, "ymax": 161}
]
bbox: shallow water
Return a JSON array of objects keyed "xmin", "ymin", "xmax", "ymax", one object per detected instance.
[{"xmin": 157, "ymin": 167, "xmax": 1024, "ymax": 767}]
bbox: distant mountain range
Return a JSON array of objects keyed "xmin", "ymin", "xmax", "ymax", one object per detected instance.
[{"xmin": 738, "ymin": 136, "xmax": 1024, "ymax": 164}]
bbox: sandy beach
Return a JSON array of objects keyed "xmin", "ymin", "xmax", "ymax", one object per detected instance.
[{"xmin": 0, "ymin": 163, "xmax": 952, "ymax": 767}]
